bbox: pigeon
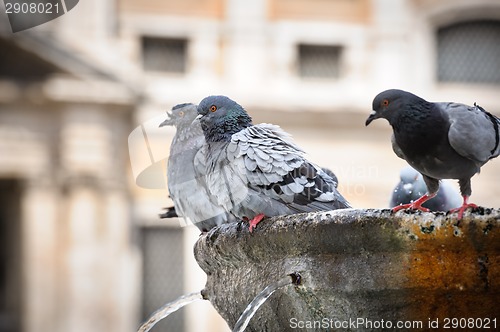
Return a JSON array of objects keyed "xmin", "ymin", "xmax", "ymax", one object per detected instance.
[
  {"xmin": 390, "ymin": 167, "xmax": 462, "ymax": 212},
  {"xmin": 366, "ymin": 89, "xmax": 500, "ymax": 219},
  {"xmin": 196, "ymin": 95, "xmax": 351, "ymax": 232},
  {"xmin": 159, "ymin": 103, "xmax": 236, "ymax": 232}
]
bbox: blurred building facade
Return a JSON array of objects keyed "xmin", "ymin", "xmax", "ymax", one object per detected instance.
[{"xmin": 0, "ymin": 0, "xmax": 499, "ymax": 331}]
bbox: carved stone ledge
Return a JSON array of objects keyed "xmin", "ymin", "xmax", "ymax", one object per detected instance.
[{"xmin": 195, "ymin": 208, "xmax": 500, "ymax": 331}]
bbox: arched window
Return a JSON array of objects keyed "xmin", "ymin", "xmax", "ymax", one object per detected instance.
[{"xmin": 437, "ymin": 20, "xmax": 500, "ymax": 84}]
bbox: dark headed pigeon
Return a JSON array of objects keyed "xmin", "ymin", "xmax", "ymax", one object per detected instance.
[
  {"xmin": 159, "ymin": 103, "xmax": 236, "ymax": 232},
  {"xmin": 366, "ymin": 89, "xmax": 500, "ymax": 219},
  {"xmin": 390, "ymin": 167, "xmax": 461, "ymax": 212},
  {"xmin": 196, "ymin": 95, "xmax": 351, "ymax": 232}
]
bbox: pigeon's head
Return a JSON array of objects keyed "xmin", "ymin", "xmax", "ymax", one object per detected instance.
[
  {"xmin": 398, "ymin": 166, "xmax": 427, "ymax": 197},
  {"xmin": 366, "ymin": 89, "xmax": 418, "ymax": 126},
  {"xmin": 399, "ymin": 166, "xmax": 420, "ymax": 185},
  {"xmin": 390, "ymin": 167, "xmax": 425, "ymax": 207},
  {"xmin": 196, "ymin": 95, "xmax": 253, "ymax": 141},
  {"xmin": 159, "ymin": 103, "xmax": 198, "ymax": 128}
]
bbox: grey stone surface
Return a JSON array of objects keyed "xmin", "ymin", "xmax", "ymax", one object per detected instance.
[{"xmin": 194, "ymin": 208, "xmax": 500, "ymax": 331}]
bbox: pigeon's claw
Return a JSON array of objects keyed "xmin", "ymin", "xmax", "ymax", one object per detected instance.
[
  {"xmin": 248, "ymin": 213, "xmax": 265, "ymax": 233},
  {"xmin": 392, "ymin": 203, "xmax": 430, "ymax": 213},
  {"xmin": 449, "ymin": 196, "xmax": 478, "ymax": 220},
  {"xmin": 392, "ymin": 193, "xmax": 435, "ymax": 213}
]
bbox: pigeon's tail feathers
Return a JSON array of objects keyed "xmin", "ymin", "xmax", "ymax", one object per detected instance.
[
  {"xmin": 330, "ymin": 192, "xmax": 352, "ymax": 209},
  {"xmin": 474, "ymin": 102, "xmax": 500, "ymax": 157},
  {"xmin": 320, "ymin": 167, "xmax": 338, "ymax": 187},
  {"xmin": 159, "ymin": 206, "xmax": 178, "ymax": 219},
  {"xmin": 486, "ymin": 114, "xmax": 500, "ymax": 158},
  {"xmin": 447, "ymin": 103, "xmax": 500, "ymax": 163},
  {"xmin": 292, "ymin": 195, "xmax": 351, "ymax": 212},
  {"xmin": 192, "ymin": 212, "xmax": 237, "ymax": 232},
  {"xmin": 285, "ymin": 163, "xmax": 351, "ymax": 211}
]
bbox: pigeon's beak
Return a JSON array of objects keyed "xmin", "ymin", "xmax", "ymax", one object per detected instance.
[
  {"xmin": 192, "ymin": 113, "xmax": 203, "ymax": 125},
  {"xmin": 159, "ymin": 111, "xmax": 174, "ymax": 127},
  {"xmin": 365, "ymin": 110, "xmax": 378, "ymax": 126}
]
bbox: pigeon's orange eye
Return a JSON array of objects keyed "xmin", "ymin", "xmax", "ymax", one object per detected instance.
[
  {"xmin": 210, "ymin": 105, "xmax": 217, "ymax": 112},
  {"xmin": 382, "ymin": 99, "xmax": 389, "ymax": 107},
  {"xmin": 178, "ymin": 111, "xmax": 184, "ymax": 117}
]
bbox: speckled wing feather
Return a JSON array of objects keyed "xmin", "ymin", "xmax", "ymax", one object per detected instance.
[
  {"xmin": 445, "ymin": 102, "xmax": 500, "ymax": 163},
  {"xmin": 224, "ymin": 123, "xmax": 351, "ymax": 212},
  {"xmin": 389, "ymin": 167, "xmax": 461, "ymax": 211}
]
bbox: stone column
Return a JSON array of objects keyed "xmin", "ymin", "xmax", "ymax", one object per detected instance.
[
  {"xmin": 21, "ymin": 178, "xmax": 60, "ymax": 332},
  {"xmin": 55, "ymin": 104, "xmax": 140, "ymax": 332},
  {"xmin": 223, "ymin": 0, "xmax": 270, "ymax": 98}
]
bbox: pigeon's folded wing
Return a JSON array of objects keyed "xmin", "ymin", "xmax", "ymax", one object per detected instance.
[
  {"xmin": 445, "ymin": 103, "xmax": 500, "ymax": 163},
  {"xmin": 227, "ymin": 124, "xmax": 349, "ymax": 210}
]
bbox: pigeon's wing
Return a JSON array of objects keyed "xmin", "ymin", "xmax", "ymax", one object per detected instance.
[
  {"xmin": 227, "ymin": 124, "xmax": 350, "ymax": 211},
  {"xmin": 391, "ymin": 134, "xmax": 406, "ymax": 160},
  {"xmin": 444, "ymin": 102, "xmax": 500, "ymax": 163}
]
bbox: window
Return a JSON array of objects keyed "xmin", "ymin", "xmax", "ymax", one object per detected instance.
[
  {"xmin": 298, "ymin": 44, "xmax": 342, "ymax": 79},
  {"xmin": 142, "ymin": 37, "xmax": 187, "ymax": 73},
  {"xmin": 141, "ymin": 227, "xmax": 185, "ymax": 331},
  {"xmin": 437, "ymin": 20, "xmax": 500, "ymax": 84}
]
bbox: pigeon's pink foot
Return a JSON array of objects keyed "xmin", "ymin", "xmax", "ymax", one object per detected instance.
[
  {"xmin": 449, "ymin": 196, "xmax": 478, "ymax": 220},
  {"xmin": 248, "ymin": 213, "xmax": 265, "ymax": 233},
  {"xmin": 392, "ymin": 193, "xmax": 436, "ymax": 213}
]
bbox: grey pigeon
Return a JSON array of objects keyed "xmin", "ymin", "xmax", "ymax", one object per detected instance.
[
  {"xmin": 366, "ymin": 89, "xmax": 500, "ymax": 219},
  {"xmin": 390, "ymin": 167, "xmax": 462, "ymax": 212},
  {"xmin": 159, "ymin": 103, "xmax": 236, "ymax": 232},
  {"xmin": 196, "ymin": 95, "xmax": 351, "ymax": 232}
]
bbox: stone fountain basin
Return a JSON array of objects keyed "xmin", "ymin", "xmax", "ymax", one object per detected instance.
[{"xmin": 194, "ymin": 208, "xmax": 499, "ymax": 331}]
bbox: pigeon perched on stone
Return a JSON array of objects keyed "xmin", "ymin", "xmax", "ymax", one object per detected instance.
[
  {"xmin": 366, "ymin": 89, "xmax": 500, "ymax": 219},
  {"xmin": 159, "ymin": 103, "xmax": 236, "ymax": 232},
  {"xmin": 196, "ymin": 95, "xmax": 351, "ymax": 232},
  {"xmin": 390, "ymin": 167, "xmax": 462, "ymax": 212}
]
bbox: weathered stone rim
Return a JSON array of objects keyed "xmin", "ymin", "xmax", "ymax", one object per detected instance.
[{"xmin": 195, "ymin": 207, "xmax": 499, "ymax": 270}]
